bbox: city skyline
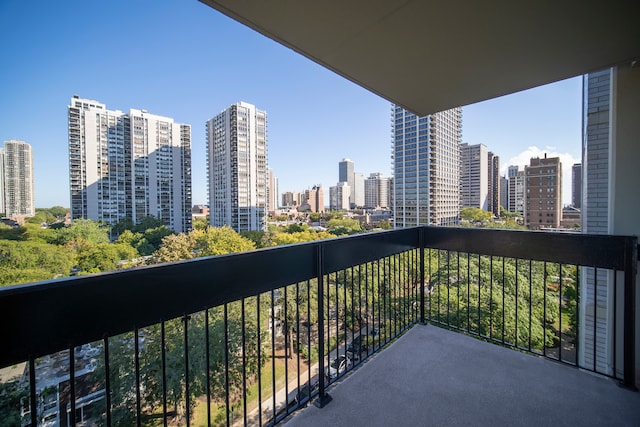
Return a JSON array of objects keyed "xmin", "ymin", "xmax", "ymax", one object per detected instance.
[{"xmin": 0, "ymin": 1, "xmax": 581, "ymax": 209}]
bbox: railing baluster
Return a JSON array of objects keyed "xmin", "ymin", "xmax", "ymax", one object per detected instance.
[
  {"xmin": 29, "ymin": 357, "xmax": 37, "ymax": 427},
  {"xmin": 224, "ymin": 303, "xmax": 230, "ymax": 427},
  {"xmin": 515, "ymin": 259, "xmax": 519, "ymax": 348},
  {"xmin": 69, "ymin": 346, "xmax": 76, "ymax": 427},
  {"xmin": 528, "ymin": 260, "xmax": 533, "ymax": 352},
  {"xmin": 502, "ymin": 257, "xmax": 505, "ymax": 344},
  {"xmin": 205, "ymin": 310, "xmax": 211, "ymax": 427},
  {"xmin": 446, "ymin": 250, "xmax": 451, "ymax": 326},
  {"xmin": 241, "ymin": 298, "xmax": 247, "ymax": 423},
  {"xmin": 543, "ymin": 262, "xmax": 547, "ymax": 357},
  {"xmin": 161, "ymin": 322, "xmax": 167, "ymax": 427},
  {"xmin": 183, "ymin": 317, "xmax": 190, "ymax": 427},
  {"xmin": 489, "ymin": 256, "xmax": 493, "ymax": 341},
  {"xmin": 104, "ymin": 336, "xmax": 112, "ymax": 427},
  {"xmin": 559, "ymin": 264, "xmax": 564, "ymax": 362},
  {"xmin": 477, "ymin": 254, "xmax": 481, "ymax": 335},
  {"xmin": 270, "ymin": 291, "xmax": 276, "ymax": 421},
  {"xmin": 593, "ymin": 267, "xmax": 598, "ymax": 372},
  {"xmin": 315, "ymin": 244, "xmax": 331, "ymax": 407},
  {"xmin": 257, "ymin": 294, "xmax": 262, "ymax": 427}
]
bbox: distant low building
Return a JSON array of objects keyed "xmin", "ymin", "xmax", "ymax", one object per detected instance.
[{"xmin": 561, "ymin": 206, "xmax": 581, "ymax": 230}]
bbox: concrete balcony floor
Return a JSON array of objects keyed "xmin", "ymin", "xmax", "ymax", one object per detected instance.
[{"xmin": 284, "ymin": 325, "xmax": 639, "ymax": 427}]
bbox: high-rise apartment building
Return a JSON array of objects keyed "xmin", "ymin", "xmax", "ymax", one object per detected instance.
[
  {"xmin": 1, "ymin": 140, "xmax": 35, "ymax": 217},
  {"xmin": 364, "ymin": 172, "xmax": 390, "ymax": 209},
  {"xmin": 0, "ymin": 148, "xmax": 4, "ymax": 214},
  {"xmin": 353, "ymin": 172, "xmax": 365, "ymax": 208},
  {"xmin": 507, "ymin": 165, "xmax": 525, "ymax": 214},
  {"xmin": 488, "ymin": 152, "xmax": 500, "ymax": 217},
  {"xmin": 572, "ymin": 163, "xmax": 582, "ymax": 209},
  {"xmin": 329, "ymin": 182, "xmax": 350, "ymax": 210},
  {"xmin": 207, "ymin": 102, "xmax": 267, "ymax": 232},
  {"xmin": 68, "ymin": 96, "xmax": 192, "ymax": 233},
  {"xmin": 393, "ymin": 105, "xmax": 462, "ymax": 227},
  {"xmin": 302, "ymin": 185, "xmax": 324, "ymax": 213},
  {"xmin": 499, "ymin": 176, "xmax": 508, "ymax": 213},
  {"xmin": 524, "ymin": 155, "xmax": 562, "ymax": 229},
  {"xmin": 268, "ymin": 169, "xmax": 278, "ymax": 211},
  {"xmin": 460, "ymin": 143, "xmax": 489, "ymax": 211},
  {"xmin": 281, "ymin": 191, "xmax": 303, "ymax": 208}
]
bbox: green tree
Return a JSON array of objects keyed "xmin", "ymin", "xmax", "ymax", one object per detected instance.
[
  {"xmin": 192, "ymin": 216, "xmax": 209, "ymax": 230},
  {"xmin": 308, "ymin": 212, "xmax": 321, "ymax": 222},
  {"xmin": 377, "ymin": 219, "xmax": 392, "ymax": 230},
  {"xmin": 191, "ymin": 226, "xmax": 256, "ymax": 256},
  {"xmin": 76, "ymin": 243, "xmax": 139, "ymax": 273},
  {"xmin": 154, "ymin": 233, "xmax": 195, "ymax": 263},
  {"xmin": 327, "ymin": 218, "xmax": 363, "ymax": 236},
  {"xmin": 0, "ymin": 240, "xmax": 75, "ymax": 286},
  {"xmin": 54, "ymin": 219, "xmax": 110, "ymax": 246},
  {"xmin": 134, "ymin": 215, "xmax": 165, "ymax": 233},
  {"xmin": 460, "ymin": 207, "xmax": 493, "ymax": 223}
]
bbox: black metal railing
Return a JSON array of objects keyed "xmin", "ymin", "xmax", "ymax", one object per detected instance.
[{"xmin": 0, "ymin": 227, "xmax": 636, "ymax": 426}]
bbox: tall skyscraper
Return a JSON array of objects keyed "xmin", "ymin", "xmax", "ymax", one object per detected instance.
[
  {"xmin": 499, "ymin": 176, "xmax": 508, "ymax": 214},
  {"xmin": 353, "ymin": 172, "xmax": 365, "ymax": 208},
  {"xmin": 207, "ymin": 102, "xmax": 267, "ymax": 232},
  {"xmin": 0, "ymin": 148, "xmax": 4, "ymax": 214},
  {"xmin": 393, "ymin": 105, "xmax": 462, "ymax": 227},
  {"xmin": 68, "ymin": 96, "xmax": 192, "ymax": 233},
  {"xmin": 507, "ymin": 165, "xmax": 525, "ymax": 214},
  {"xmin": 338, "ymin": 158, "xmax": 355, "ymax": 207},
  {"xmin": 303, "ymin": 185, "xmax": 324, "ymax": 213},
  {"xmin": 364, "ymin": 172, "xmax": 390, "ymax": 209},
  {"xmin": 524, "ymin": 155, "xmax": 562, "ymax": 229},
  {"xmin": 268, "ymin": 169, "xmax": 278, "ymax": 211},
  {"xmin": 329, "ymin": 182, "xmax": 350, "ymax": 210},
  {"xmin": 488, "ymin": 152, "xmax": 500, "ymax": 217},
  {"xmin": 572, "ymin": 163, "xmax": 582, "ymax": 209},
  {"xmin": 460, "ymin": 143, "xmax": 489, "ymax": 210},
  {"xmin": 1, "ymin": 140, "xmax": 35, "ymax": 217}
]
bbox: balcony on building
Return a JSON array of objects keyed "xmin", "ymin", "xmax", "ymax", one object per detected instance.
[{"xmin": 2, "ymin": 1, "xmax": 640, "ymax": 426}]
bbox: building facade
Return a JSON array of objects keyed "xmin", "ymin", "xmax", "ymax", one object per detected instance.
[
  {"xmin": 338, "ymin": 158, "xmax": 355, "ymax": 207},
  {"xmin": 392, "ymin": 105, "xmax": 462, "ymax": 227},
  {"xmin": 302, "ymin": 185, "xmax": 324, "ymax": 213},
  {"xmin": 499, "ymin": 176, "xmax": 508, "ymax": 214},
  {"xmin": 329, "ymin": 182, "xmax": 350, "ymax": 210},
  {"xmin": 507, "ymin": 165, "xmax": 525, "ymax": 215},
  {"xmin": 364, "ymin": 172, "xmax": 390, "ymax": 209},
  {"xmin": 460, "ymin": 143, "xmax": 489, "ymax": 211},
  {"xmin": 1, "ymin": 140, "xmax": 35, "ymax": 217},
  {"xmin": 572, "ymin": 163, "xmax": 582, "ymax": 209},
  {"xmin": 68, "ymin": 96, "xmax": 192, "ymax": 233},
  {"xmin": 524, "ymin": 155, "xmax": 562, "ymax": 229},
  {"xmin": 207, "ymin": 102, "xmax": 267, "ymax": 232},
  {"xmin": 488, "ymin": 152, "xmax": 500, "ymax": 217},
  {"xmin": 268, "ymin": 169, "xmax": 278, "ymax": 211}
]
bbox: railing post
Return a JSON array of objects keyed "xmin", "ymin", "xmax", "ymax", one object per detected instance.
[
  {"xmin": 420, "ymin": 226, "xmax": 426, "ymax": 324},
  {"xmin": 314, "ymin": 242, "xmax": 332, "ymax": 407},
  {"xmin": 622, "ymin": 238, "xmax": 638, "ymax": 390}
]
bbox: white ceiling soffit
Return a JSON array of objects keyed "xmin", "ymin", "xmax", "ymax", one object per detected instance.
[{"xmin": 200, "ymin": 0, "xmax": 640, "ymax": 116}]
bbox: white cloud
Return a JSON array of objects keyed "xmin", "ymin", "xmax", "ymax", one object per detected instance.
[{"xmin": 501, "ymin": 146, "xmax": 581, "ymax": 206}]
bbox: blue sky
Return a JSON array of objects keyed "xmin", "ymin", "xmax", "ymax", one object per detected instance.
[{"xmin": 0, "ymin": 0, "xmax": 581, "ymax": 208}]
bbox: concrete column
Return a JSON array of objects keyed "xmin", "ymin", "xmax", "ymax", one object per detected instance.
[{"xmin": 610, "ymin": 63, "xmax": 640, "ymax": 388}]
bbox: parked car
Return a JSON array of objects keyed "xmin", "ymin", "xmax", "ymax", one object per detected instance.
[{"xmin": 327, "ymin": 355, "xmax": 352, "ymax": 379}]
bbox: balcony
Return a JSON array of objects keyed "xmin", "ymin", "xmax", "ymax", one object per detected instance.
[{"xmin": 0, "ymin": 227, "xmax": 637, "ymax": 426}]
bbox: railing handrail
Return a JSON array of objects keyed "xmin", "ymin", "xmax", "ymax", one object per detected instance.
[
  {"xmin": 0, "ymin": 226, "xmax": 636, "ymax": 375},
  {"xmin": 0, "ymin": 228, "xmax": 420, "ymax": 368}
]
